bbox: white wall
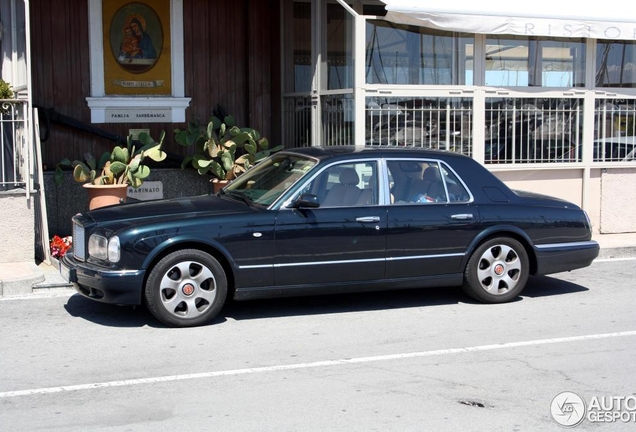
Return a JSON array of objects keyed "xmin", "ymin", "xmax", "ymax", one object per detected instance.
[
  {"xmin": 600, "ymin": 168, "xmax": 636, "ymax": 234},
  {"xmin": 0, "ymin": 192, "xmax": 34, "ymax": 262}
]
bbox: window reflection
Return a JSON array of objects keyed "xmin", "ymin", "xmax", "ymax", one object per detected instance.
[
  {"xmin": 282, "ymin": 1, "xmax": 311, "ymax": 93},
  {"xmin": 486, "ymin": 36, "xmax": 585, "ymax": 87},
  {"xmin": 596, "ymin": 40, "xmax": 636, "ymax": 88},
  {"xmin": 326, "ymin": 4, "xmax": 353, "ymax": 90},
  {"xmin": 366, "ymin": 20, "xmax": 473, "ymax": 85}
]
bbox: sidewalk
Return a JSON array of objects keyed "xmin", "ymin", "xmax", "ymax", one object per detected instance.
[
  {"xmin": 1, "ymin": 232, "xmax": 635, "ymax": 298},
  {"xmin": 0, "ymin": 259, "xmax": 72, "ymax": 297},
  {"xmin": 594, "ymin": 232, "xmax": 636, "ymax": 259}
]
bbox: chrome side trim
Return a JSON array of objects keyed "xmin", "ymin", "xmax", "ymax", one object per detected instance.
[
  {"xmin": 239, "ymin": 264, "xmax": 275, "ymax": 269},
  {"xmin": 386, "ymin": 253, "xmax": 465, "ymax": 261},
  {"xmin": 535, "ymin": 241, "xmax": 599, "ymax": 250},
  {"xmin": 275, "ymin": 257, "xmax": 387, "ymax": 268},
  {"xmin": 238, "ymin": 252, "xmax": 464, "ymax": 270}
]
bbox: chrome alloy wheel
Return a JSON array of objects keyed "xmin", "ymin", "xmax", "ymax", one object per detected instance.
[
  {"xmin": 159, "ymin": 260, "xmax": 217, "ymax": 319},
  {"xmin": 476, "ymin": 244, "xmax": 522, "ymax": 295}
]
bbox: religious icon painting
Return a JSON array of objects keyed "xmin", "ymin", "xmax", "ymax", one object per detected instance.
[{"xmin": 103, "ymin": 1, "xmax": 172, "ymax": 95}]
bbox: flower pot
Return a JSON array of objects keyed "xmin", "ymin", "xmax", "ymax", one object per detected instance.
[
  {"xmin": 83, "ymin": 183, "xmax": 128, "ymax": 210},
  {"xmin": 210, "ymin": 179, "xmax": 228, "ymax": 194}
]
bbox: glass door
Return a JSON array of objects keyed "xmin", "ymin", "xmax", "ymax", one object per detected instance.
[{"xmin": 282, "ymin": 0, "xmax": 356, "ymax": 148}]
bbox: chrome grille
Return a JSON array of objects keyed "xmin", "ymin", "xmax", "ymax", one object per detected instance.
[{"xmin": 73, "ymin": 222, "xmax": 86, "ymax": 261}]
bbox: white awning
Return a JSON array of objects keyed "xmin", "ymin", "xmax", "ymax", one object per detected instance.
[{"xmin": 381, "ymin": 0, "xmax": 636, "ymax": 41}]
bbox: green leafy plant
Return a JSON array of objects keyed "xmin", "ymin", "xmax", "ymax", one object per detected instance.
[
  {"xmin": 175, "ymin": 114, "xmax": 282, "ymax": 181},
  {"xmin": 0, "ymin": 79, "xmax": 14, "ymax": 115},
  {"xmin": 0, "ymin": 79, "xmax": 13, "ymax": 99},
  {"xmin": 54, "ymin": 131, "xmax": 167, "ymax": 188}
]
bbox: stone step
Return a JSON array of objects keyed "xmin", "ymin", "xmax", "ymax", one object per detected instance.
[{"xmin": 0, "ymin": 262, "xmax": 45, "ymax": 297}]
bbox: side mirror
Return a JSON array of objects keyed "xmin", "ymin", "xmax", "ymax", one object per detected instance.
[{"xmin": 289, "ymin": 193, "xmax": 320, "ymax": 209}]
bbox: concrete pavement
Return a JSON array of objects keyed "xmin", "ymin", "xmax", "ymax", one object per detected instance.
[
  {"xmin": 0, "ymin": 258, "xmax": 70, "ymax": 298},
  {"xmin": 0, "ymin": 232, "xmax": 635, "ymax": 298}
]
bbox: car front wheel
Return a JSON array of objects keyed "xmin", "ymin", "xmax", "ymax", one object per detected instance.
[
  {"xmin": 462, "ymin": 237, "xmax": 529, "ymax": 303},
  {"xmin": 144, "ymin": 249, "xmax": 228, "ymax": 327}
]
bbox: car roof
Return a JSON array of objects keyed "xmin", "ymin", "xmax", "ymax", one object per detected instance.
[{"xmin": 281, "ymin": 146, "xmax": 473, "ymax": 162}]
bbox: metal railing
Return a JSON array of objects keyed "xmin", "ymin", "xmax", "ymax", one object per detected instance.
[
  {"xmin": 484, "ymin": 97, "xmax": 583, "ymax": 164},
  {"xmin": 283, "ymin": 91, "xmax": 636, "ymax": 165},
  {"xmin": 0, "ymin": 99, "xmax": 29, "ymax": 191},
  {"xmin": 322, "ymin": 93, "xmax": 354, "ymax": 146},
  {"xmin": 365, "ymin": 96, "xmax": 473, "ymax": 157},
  {"xmin": 283, "ymin": 95, "xmax": 312, "ymax": 148},
  {"xmin": 594, "ymin": 99, "xmax": 636, "ymax": 162}
]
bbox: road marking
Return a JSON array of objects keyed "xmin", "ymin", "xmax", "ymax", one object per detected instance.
[{"xmin": 2, "ymin": 330, "xmax": 635, "ymax": 399}]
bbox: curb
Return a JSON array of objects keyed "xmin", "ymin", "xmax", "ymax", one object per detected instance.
[
  {"xmin": 0, "ymin": 262, "xmax": 45, "ymax": 297},
  {"xmin": 598, "ymin": 246, "xmax": 636, "ymax": 260}
]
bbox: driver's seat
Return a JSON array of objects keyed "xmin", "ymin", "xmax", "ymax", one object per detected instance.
[{"xmin": 322, "ymin": 168, "xmax": 361, "ymax": 207}]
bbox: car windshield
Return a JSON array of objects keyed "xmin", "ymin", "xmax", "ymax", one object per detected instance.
[{"xmin": 223, "ymin": 153, "xmax": 317, "ymax": 206}]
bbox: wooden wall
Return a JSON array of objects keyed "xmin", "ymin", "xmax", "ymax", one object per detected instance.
[{"xmin": 30, "ymin": 0, "xmax": 281, "ymax": 167}]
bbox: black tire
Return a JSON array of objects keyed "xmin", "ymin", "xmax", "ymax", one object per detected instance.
[
  {"xmin": 144, "ymin": 249, "xmax": 227, "ymax": 327},
  {"xmin": 462, "ymin": 237, "xmax": 529, "ymax": 303}
]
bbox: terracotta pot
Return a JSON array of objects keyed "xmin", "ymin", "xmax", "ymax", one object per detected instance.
[
  {"xmin": 83, "ymin": 183, "xmax": 128, "ymax": 210},
  {"xmin": 210, "ymin": 179, "xmax": 228, "ymax": 194}
]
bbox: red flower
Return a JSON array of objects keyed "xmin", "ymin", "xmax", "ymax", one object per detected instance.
[{"xmin": 50, "ymin": 235, "xmax": 73, "ymax": 258}]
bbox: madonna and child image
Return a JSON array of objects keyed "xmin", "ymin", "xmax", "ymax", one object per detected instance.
[{"xmin": 110, "ymin": 2, "xmax": 163, "ymax": 74}]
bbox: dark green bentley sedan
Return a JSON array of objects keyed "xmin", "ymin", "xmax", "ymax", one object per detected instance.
[{"xmin": 60, "ymin": 146, "xmax": 599, "ymax": 327}]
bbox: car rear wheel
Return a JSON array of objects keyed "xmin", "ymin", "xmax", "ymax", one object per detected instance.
[
  {"xmin": 144, "ymin": 249, "xmax": 227, "ymax": 327},
  {"xmin": 462, "ymin": 237, "xmax": 529, "ymax": 303}
]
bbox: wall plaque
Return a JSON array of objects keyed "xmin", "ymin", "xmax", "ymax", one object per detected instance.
[
  {"xmin": 105, "ymin": 109, "xmax": 172, "ymax": 123},
  {"xmin": 127, "ymin": 181, "xmax": 163, "ymax": 201}
]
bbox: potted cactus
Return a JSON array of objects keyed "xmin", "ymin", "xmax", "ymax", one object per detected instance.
[
  {"xmin": 175, "ymin": 113, "xmax": 282, "ymax": 192},
  {"xmin": 55, "ymin": 131, "xmax": 167, "ymax": 209}
]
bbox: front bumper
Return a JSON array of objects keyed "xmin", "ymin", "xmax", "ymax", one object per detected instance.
[
  {"xmin": 60, "ymin": 253, "xmax": 145, "ymax": 305},
  {"xmin": 534, "ymin": 240, "xmax": 600, "ymax": 275}
]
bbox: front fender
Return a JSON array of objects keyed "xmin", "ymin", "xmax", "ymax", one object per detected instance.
[{"xmin": 136, "ymin": 234, "xmax": 237, "ymax": 272}]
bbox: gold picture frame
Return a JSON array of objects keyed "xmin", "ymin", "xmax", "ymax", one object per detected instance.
[{"xmin": 103, "ymin": 0, "xmax": 172, "ymax": 96}]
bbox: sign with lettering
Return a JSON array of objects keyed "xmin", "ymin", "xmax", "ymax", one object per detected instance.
[
  {"xmin": 105, "ymin": 109, "xmax": 172, "ymax": 123},
  {"xmin": 127, "ymin": 181, "xmax": 163, "ymax": 201}
]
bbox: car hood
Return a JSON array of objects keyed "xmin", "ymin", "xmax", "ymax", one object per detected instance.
[
  {"xmin": 85, "ymin": 194, "xmax": 256, "ymax": 224},
  {"xmin": 513, "ymin": 189, "xmax": 580, "ymax": 209}
]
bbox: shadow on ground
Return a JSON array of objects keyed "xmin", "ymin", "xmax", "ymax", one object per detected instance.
[
  {"xmin": 63, "ymin": 275, "xmax": 589, "ymax": 327},
  {"xmin": 522, "ymin": 275, "xmax": 589, "ymax": 298}
]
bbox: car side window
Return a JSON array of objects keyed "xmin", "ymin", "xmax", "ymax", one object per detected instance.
[
  {"xmin": 387, "ymin": 160, "xmax": 441, "ymax": 204},
  {"xmin": 441, "ymin": 164, "xmax": 471, "ymax": 203},
  {"xmin": 303, "ymin": 161, "xmax": 378, "ymax": 207},
  {"xmin": 386, "ymin": 159, "xmax": 471, "ymax": 204}
]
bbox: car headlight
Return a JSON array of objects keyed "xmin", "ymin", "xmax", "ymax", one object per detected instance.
[{"xmin": 88, "ymin": 234, "xmax": 120, "ymax": 262}]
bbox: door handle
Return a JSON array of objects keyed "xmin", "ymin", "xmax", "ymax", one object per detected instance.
[
  {"xmin": 450, "ymin": 213, "xmax": 473, "ymax": 220},
  {"xmin": 356, "ymin": 216, "xmax": 380, "ymax": 223}
]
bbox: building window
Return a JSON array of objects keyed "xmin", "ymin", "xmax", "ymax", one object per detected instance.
[
  {"xmin": 596, "ymin": 40, "xmax": 636, "ymax": 88},
  {"xmin": 325, "ymin": 3, "xmax": 354, "ymax": 91},
  {"xmin": 282, "ymin": 1, "xmax": 312, "ymax": 93},
  {"xmin": 366, "ymin": 21, "xmax": 473, "ymax": 86},
  {"xmin": 485, "ymin": 36, "xmax": 586, "ymax": 87}
]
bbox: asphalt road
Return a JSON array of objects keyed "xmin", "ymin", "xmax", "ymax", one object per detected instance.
[{"xmin": 1, "ymin": 258, "xmax": 635, "ymax": 431}]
